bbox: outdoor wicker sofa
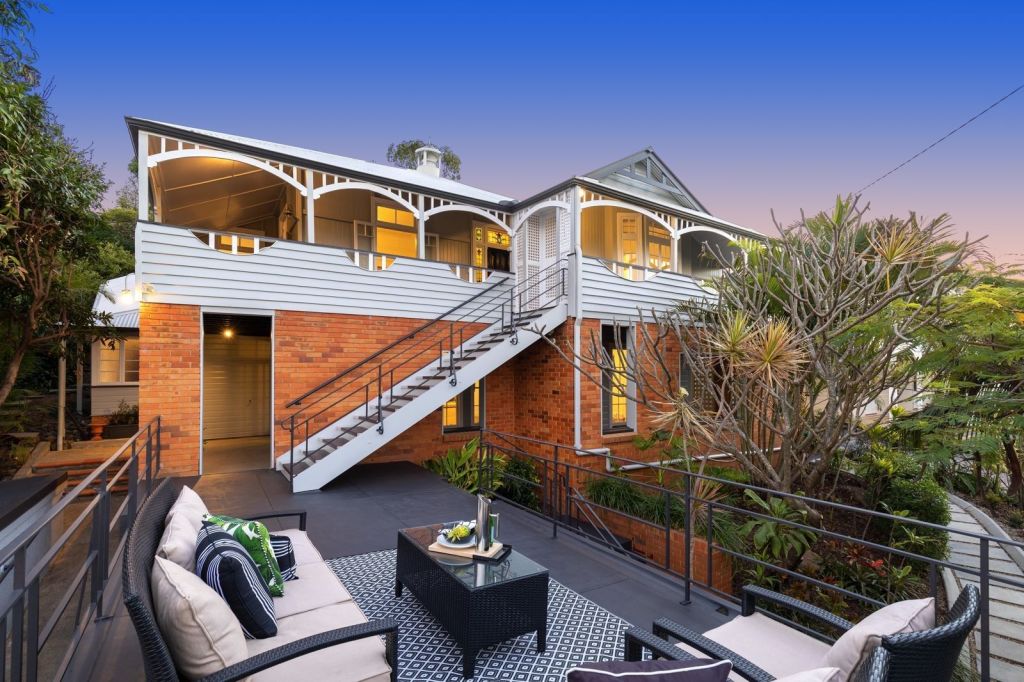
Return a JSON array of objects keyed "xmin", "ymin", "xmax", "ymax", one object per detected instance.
[
  {"xmin": 122, "ymin": 479, "xmax": 398, "ymax": 681},
  {"xmin": 624, "ymin": 584, "xmax": 980, "ymax": 682}
]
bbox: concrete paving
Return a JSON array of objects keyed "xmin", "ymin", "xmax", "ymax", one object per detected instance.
[{"xmin": 945, "ymin": 497, "xmax": 1024, "ymax": 681}]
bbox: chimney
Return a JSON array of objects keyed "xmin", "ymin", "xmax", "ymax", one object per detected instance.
[{"xmin": 415, "ymin": 146, "xmax": 442, "ymax": 177}]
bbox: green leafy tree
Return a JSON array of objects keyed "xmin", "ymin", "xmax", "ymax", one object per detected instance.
[
  {"xmin": 386, "ymin": 140, "xmax": 462, "ymax": 180},
  {"xmin": 0, "ymin": 0, "xmax": 120, "ymax": 407},
  {"xmin": 905, "ymin": 269, "xmax": 1024, "ymax": 502}
]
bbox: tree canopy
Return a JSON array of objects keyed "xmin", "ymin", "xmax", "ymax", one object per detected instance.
[
  {"xmin": 0, "ymin": 0, "xmax": 130, "ymax": 407},
  {"xmin": 386, "ymin": 139, "xmax": 462, "ymax": 180}
]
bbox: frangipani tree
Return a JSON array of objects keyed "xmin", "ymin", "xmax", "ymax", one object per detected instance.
[{"xmin": 548, "ymin": 197, "xmax": 979, "ymax": 499}]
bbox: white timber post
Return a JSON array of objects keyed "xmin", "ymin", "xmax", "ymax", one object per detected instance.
[
  {"xmin": 137, "ymin": 131, "xmax": 149, "ymax": 221},
  {"xmin": 671, "ymin": 232, "xmax": 680, "ymax": 273},
  {"xmin": 572, "ymin": 186, "xmax": 583, "ymax": 450},
  {"xmin": 417, "ymin": 194, "xmax": 426, "ymax": 259},
  {"xmin": 305, "ymin": 170, "xmax": 315, "ymax": 243}
]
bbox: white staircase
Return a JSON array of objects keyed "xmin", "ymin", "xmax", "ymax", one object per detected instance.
[{"xmin": 278, "ymin": 264, "xmax": 567, "ymax": 492}]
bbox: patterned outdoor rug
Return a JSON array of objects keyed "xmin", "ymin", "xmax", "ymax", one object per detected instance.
[{"xmin": 328, "ymin": 550, "xmax": 633, "ymax": 681}]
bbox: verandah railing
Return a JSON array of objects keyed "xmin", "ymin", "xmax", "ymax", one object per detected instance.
[
  {"xmin": 0, "ymin": 418, "xmax": 162, "ymax": 681},
  {"xmin": 478, "ymin": 429, "xmax": 1022, "ymax": 681}
]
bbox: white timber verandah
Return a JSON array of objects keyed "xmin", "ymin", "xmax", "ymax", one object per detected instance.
[
  {"xmin": 138, "ymin": 130, "xmax": 517, "ymax": 287},
  {"xmin": 133, "ymin": 125, "xmax": 755, "ymax": 318}
]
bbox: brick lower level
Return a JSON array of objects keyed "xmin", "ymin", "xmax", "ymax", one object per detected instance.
[{"xmin": 139, "ymin": 304, "xmax": 717, "ymax": 478}]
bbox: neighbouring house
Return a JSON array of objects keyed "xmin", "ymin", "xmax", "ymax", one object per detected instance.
[
  {"xmin": 89, "ymin": 273, "xmax": 140, "ymax": 438},
  {"xmin": 127, "ymin": 117, "xmax": 763, "ymax": 489}
]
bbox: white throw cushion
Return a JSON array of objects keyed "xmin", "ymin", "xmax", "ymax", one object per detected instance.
[
  {"xmin": 151, "ymin": 556, "xmax": 247, "ymax": 679},
  {"xmin": 825, "ymin": 597, "xmax": 934, "ymax": 681},
  {"xmin": 156, "ymin": 509, "xmax": 201, "ymax": 571},
  {"xmin": 166, "ymin": 485, "xmax": 208, "ymax": 528},
  {"xmin": 773, "ymin": 668, "xmax": 842, "ymax": 682}
]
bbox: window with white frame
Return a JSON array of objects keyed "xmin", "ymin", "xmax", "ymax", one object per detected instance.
[
  {"xmin": 602, "ymin": 325, "xmax": 634, "ymax": 433},
  {"xmin": 373, "ymin": 201, "xmax": 417, "ymax": 257},
  {"xmin": 96, "ymin": 337, "xmax": 140, "ymax": 384}
]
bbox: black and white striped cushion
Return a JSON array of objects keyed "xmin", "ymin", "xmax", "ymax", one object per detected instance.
[
  {"xmin": 269, "ymin": 534, "xmax": 297, "ymax": 581},
  {"xmin": 195, "ymin": 522, "xmax": 277, "ymax": 639}
]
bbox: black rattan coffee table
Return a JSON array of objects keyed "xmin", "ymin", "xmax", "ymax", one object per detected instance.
[{"xmin": 395, "ymin": 524, "xmax": 549, "ymax": 678}]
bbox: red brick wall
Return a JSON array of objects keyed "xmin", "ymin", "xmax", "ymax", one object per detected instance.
[
  {"xmin": 274, "ymin": 310, "xmax": 487, "ymax": 458},
  {"xmin": 368, "ymin": 360, "xmax": 517, "ymax": 464},
  {"xmin": 139, "ymin": 303, "xmax": 724, "ymax": 477},
  {"xmin": 139, "ymin": 302, "xmax": 201, "ymax": 476},
  {"xmin": 510, "ymin": 321, "xmax": 575, "ymax": 445}
]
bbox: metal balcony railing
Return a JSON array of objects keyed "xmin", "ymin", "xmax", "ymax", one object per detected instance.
[
  {"xmin": 0, "ymin": 418, "xmax": 162, "ymax": 681},
  {"xmin": 478, "ymin": 429, "xmax": 1022, "ymax": 681}
]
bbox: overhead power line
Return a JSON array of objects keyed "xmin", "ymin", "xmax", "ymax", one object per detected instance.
[{"xmin": 856, "ymin": 83, "xmax": 1024, "ymax": 194}]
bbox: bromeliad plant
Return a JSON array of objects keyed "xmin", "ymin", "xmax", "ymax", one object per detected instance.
[
  {"xmin": 739, "ymin": 490, "xmax": 817, "ymax": 567},
  {"xmin": 424, "ymin": 438, "xmax": 505, "ymax": 494}
]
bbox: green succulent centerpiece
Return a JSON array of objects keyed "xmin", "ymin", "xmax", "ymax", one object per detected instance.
[{"xmin": 440, "ymin": 521, "xmax": 477, "ymax": 544}]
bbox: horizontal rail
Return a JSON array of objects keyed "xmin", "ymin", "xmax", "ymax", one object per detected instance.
[
  {"xmin": 0, "ymin": 417, "xmax": 162, "ymax": 681},
  {"xmin": 480, "ymin": 429, "xmax": 1010, "ymax": 681}
]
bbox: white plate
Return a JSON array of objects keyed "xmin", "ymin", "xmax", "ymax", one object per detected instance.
[{"xmin": 436, "ymin": 534, "xmax": 475, "ymax": 549}]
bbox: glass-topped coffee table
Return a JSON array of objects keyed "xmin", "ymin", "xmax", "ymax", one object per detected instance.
[{"xmin": 395, "ymin": 524, "xmax": 549, "ymax": 678}]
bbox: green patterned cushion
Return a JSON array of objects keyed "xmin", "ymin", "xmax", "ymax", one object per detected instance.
[{"xmin": 203, "ymin": 514, "xmax": 284, "ymax": 596}]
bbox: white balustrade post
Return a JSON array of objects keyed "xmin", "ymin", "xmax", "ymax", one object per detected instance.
[
  {"xmin": 137, "ymin": 131, "xmax": 149, "ymax": 221},
  {"xmin": 305, "ymin": 170, "xmax": 315, "ymax": 243},
  {"xmin": 417, "ymin": 195, "xmax": 426, "ymax": 259}
]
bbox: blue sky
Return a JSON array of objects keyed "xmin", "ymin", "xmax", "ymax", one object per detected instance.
[{"xmin": 31, "ymin": 1, "xmax": 1024, "ymax": 260}]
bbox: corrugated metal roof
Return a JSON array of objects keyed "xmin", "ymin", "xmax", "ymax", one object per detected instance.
[{"xmin": 110, "ymin": 311, "xmax": 139, "ymax": 329}]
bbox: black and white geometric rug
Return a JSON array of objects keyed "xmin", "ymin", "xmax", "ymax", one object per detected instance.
[{"xmin": 328, "ymin": 550, "xmax": 633, "ymax": 681}]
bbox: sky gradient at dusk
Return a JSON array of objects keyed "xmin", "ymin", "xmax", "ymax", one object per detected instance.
[{"xmin": 31, "ymin": 1, "xmax": 1024, "ymax": 261}]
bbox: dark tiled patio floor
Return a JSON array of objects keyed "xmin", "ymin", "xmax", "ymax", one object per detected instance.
[{"xmin": 85, "ymin": 462, "xmax": 731, "ymax": 680}]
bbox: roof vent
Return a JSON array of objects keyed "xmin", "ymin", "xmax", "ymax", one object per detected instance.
[{"xmin": 415, "ymin": 146, "xmax": 441, "ymax": 177}]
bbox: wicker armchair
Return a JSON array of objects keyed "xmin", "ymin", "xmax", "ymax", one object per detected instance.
[
  {"xmin": 122, "ymin": 480, "xmax": 398, "ymax": 682},
  {"xmin": 624, "ymin": 584, "xmax": 980, "ymax": 682}
]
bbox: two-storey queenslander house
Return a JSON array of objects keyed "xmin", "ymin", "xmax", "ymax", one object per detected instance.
[{"xmin": 126, "ymin": 118, "xmax": 763, "ymax": 491}]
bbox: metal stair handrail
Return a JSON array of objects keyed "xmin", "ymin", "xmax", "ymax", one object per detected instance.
[{"xmin": 280, "ymin": 259, "xmax": 567, "ymax": 477}]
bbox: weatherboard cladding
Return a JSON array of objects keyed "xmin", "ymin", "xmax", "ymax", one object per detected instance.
[
  {"xmin": 137, "ymin": 222, "xmax": 513, "ymax": 320},
  {"xmin": 580, "ymin": 257, "xmax": 710, "ymax": 319}
]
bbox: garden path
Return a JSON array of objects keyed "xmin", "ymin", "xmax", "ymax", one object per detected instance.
[{"xmin": 945, "ymin": 497, "xmax": 1024, "ymax": 681}]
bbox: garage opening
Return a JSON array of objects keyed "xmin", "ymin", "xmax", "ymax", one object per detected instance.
[{"xmin": 202, "ymin": 313, "xmax": 272, "ymax": 474}]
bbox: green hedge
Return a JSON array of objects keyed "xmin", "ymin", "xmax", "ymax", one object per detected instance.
[
  {"xmin": 585, "ymin": 477, "xmax": 686, "ymax": 527},
  {"xmin": 879, "ymin": 477, "xmax": 950, "ymax": 560}
]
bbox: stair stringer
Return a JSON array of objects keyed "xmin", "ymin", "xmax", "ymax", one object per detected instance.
[{"xmin": 284, "ymin": 303, "xmax": 568, "ymax": 492}]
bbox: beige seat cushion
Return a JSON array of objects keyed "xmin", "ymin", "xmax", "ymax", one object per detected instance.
[
  {"xmin": 682, "ymin": 612, "xmax": 831, "ymax": 680},
  {"xmin": 273, "ymin": 562, "xmax": 353, "ymax": 619},
  {"xmin": 275, "ymin": 528, "xmax": 325, "ymax": 566},
  {"xmin": 244, "ymin": 602, "xmax": 390, "ymax": 682},
  {"xmin": 774, "ymin": 669, "xmax": 842, "ymax": 682},
  {"xmin": 824, "ymin": 598, "xmax": 934, "ymax": 681},
  {"xmin": 151, "ymin": 556, "xmax": 246, "ymax": 679}
]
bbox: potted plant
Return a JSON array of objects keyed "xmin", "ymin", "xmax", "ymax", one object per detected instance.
[{"xmin": 103, "ymin": 400, "xmax": 139, "ymax": 439}]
